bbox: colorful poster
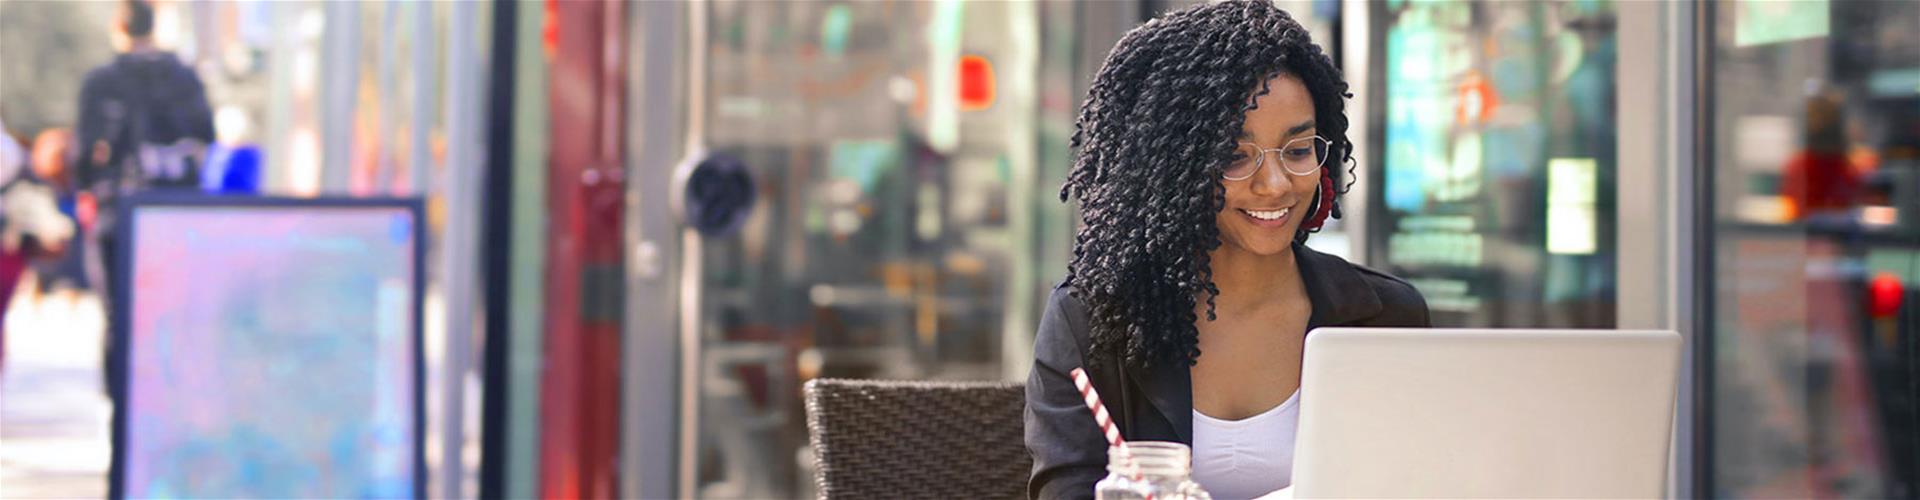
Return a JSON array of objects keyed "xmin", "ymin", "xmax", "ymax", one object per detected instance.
[{"xmin": 121, "ymin": 204, "xmax": 419, "ymax": 498}]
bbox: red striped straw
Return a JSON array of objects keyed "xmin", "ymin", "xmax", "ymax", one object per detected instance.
[
  {"xmin": 1070, "ymin": 368, "xmax": 1124, "ymax": 448},
  {"xmin": 1071, "ymin": 368, "xmax": 1149, "ymax": 497}
]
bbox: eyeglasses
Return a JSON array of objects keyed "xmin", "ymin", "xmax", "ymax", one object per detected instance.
[{"xmin": 1225, "ymin": 136, "xmax": 1330, "ymax": 181}]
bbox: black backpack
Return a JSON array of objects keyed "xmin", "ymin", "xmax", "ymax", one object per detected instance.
[{"xmin": 86, "ymin": 52, "xmax": 215, "ymax": 198}]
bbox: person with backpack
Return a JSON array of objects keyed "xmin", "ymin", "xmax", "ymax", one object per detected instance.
[{"xmin": 72, "ymin": 0, "xmax": 214, "ymax": 400}]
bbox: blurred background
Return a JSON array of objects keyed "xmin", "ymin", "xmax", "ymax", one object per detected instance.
[{"xmin": 0, "ymin": 0, "xmax": 1914, "ymax": 499}]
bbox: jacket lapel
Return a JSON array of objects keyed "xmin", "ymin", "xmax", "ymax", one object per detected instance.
[
  {"xmin": 1127, "ymin": 356, "xmax": 1193, "ymax": 443},
  {"xmin": 1124, "ymin": 244, "xmax": 1385, "ymax": 444},
  {"xmin": 1294, "ymin": 243, "xmax": 1382, "ymax": 330}
]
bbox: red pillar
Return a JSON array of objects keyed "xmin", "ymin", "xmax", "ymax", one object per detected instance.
[{"xmin": 538, "ymin": 0, "xmax": 626, "ymax": 497}]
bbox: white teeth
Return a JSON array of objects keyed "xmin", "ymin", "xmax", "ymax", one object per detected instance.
[{"xmin": 1244, "ymin": 208, "xmax": 1290, "ymax": 221}]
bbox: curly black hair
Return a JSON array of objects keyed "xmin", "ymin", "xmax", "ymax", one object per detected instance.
[{"xmin": 1060, "ymin": 0, "xmax": 1354, "ymax": 370}]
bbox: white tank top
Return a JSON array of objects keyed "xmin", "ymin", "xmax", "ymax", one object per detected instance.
[{"xmin": 1190, "ymin": 389, "xmax": 1301, "ymax": 500}]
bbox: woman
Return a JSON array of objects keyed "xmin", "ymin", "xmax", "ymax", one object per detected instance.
[{"xmin": 1025, "ymin": 2, "xmax": 1430, "ymax": 499}]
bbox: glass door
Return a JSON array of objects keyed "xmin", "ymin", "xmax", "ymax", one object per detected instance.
[
  {"xmin": 1702, "ymin": 1, "xmax": 1920, "ymax": 496},
  {"xmin": 683, "ymin": 1, "xmax": 1083, "ymax": 497}
]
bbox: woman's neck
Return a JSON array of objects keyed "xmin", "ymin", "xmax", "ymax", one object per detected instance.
[{"xmin": 1205, "ymin": 243, "xmax": 1304, "ymax": 315}]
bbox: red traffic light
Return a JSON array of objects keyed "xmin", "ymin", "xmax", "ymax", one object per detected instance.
[{"xmin": 1869, "ymin": 272, "xmax": 1903, "ymax": 319}]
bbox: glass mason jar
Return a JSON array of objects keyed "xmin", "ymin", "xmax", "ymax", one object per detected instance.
[{"xmin": 1095, "ymin": 442, "xmax": 1212, "ymax": 500}]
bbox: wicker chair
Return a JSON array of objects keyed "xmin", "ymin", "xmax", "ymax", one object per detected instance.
[{"xmin": 804, "ymin": 378, "xmax": 1030, "ymax": 499}]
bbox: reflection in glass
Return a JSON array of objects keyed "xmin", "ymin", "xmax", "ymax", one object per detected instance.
[
  {"xmin": 1708, "ymin": 0, "xmax": 1920, "ymax": 497},
  {"xmin": 689, "ymin": 2, "xmax": 1071, "ymax": 497},
  {"xmin": 1368, "ymin": 0, "xmax": 1618, "ymax": 328}
]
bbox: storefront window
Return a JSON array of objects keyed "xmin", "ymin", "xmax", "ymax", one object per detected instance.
[
  {"xmin": 1367, "ymin": 0, "xmax": 1619, "ymax": 328},
  {"xmin": 1706, "ymin": 1, "xmax": 1920, "ymax": 497},
  {"xmin": 689, "ymin": 2, "xmax": 1071, "ymax": 497}
]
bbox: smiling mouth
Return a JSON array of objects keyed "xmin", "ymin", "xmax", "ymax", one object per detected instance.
[{"xmin": 1241, "ymin": 208, "xmax": 1291, "ymax": 221}]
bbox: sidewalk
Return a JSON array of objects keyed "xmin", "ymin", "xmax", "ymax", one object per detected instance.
[{"xmin": 0, "ymin": 290, "xmax": 110, "ymax": 499}]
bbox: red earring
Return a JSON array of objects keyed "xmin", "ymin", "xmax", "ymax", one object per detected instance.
[{"xmin": 1302, "ymin": 173, "xmax": 1335, "ymax": 232}]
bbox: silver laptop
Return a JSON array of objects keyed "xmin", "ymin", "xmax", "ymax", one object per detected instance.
[{"xmin": 1291, "ymin": 328, "xmax": 1681, "ymax": 499}]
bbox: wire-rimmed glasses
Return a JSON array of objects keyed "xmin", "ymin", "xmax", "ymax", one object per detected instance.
[{"xmin": 1224, "ymin": 136, "xmax": 1330, "ymax": 181}]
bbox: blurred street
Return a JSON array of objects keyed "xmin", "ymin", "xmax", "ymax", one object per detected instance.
[{"xmin": 1, "ymin": 289, "xmax": 109, "ymax": 499}]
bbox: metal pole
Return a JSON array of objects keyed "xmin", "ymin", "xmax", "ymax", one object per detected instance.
[
  {"xmin": 440, "ymin": 1, "xmax": 482, "ymax": 497},
  {"xmin": 1682, "ymin": 1, "xmax": 1712, "ymax": 497},
  {"xmin": 503, "ymin": 1, "xmax": 551, "ymax": 496},
  {"xmin": 675, "ymin": 2, "xmax": 709, "ymax": 497},
  {"xmin": 1000, "ymin": 0, "xmax": 1042, "ymax": 383},
  {"xmin": 319, "ymin": 0, "xmax": 359, "ymax": 194},
  {"xmin": 624, "ymin": 0, "xmax": 687, "ymax": 497},
  {"xmin": 1616, "ymin": 0, "xmax": 1670, "ymax": 331},
  {"xmin": 1340, "ymin": 0, "xmax": 1372, "ymax": 266},
  {"xmin": 406, "ymin": 0, "xmax": 434, "ymax": 195}
]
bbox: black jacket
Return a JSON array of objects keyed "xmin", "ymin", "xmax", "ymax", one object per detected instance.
[
  {"xmin": 1024, "ymin": 243, "xmax": 1431, "ymax": 499},
  {"xmin": 74, "ymin": 51, "xmax": 215, "ymax": 194}
]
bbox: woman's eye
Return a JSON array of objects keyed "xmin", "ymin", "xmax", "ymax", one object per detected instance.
[
  {"xmin": 1284, "ymin": 147, "xmax": 1314, "ymax": 160},
  {"xmin": 1232, "ymin": 148, "xmax": 1258, "ymax": 163}
]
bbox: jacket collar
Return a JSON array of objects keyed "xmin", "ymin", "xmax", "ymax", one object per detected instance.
[
  {"xmin": 1295, "ymin": 242, "xmax": 1384, "ymax": 329},
  {"xmin": 1128, "ymin": 242, "xmax": 1383, "ymax": 443}
]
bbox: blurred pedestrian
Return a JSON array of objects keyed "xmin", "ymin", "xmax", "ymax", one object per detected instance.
[
  {"xmin": 29, "ymin": 128, "xmax": 92, "ymax": 296},
  {"xmin": 73, "ymin": 0, "xmax": 214, "ymax": 400},
  {"xmin": 1780, "ymin": 92, "xmax": 1858, "ymax": 221},
  {"xmin": 2, "ymin": 129, "xmax": 80, "ymax": 372}
]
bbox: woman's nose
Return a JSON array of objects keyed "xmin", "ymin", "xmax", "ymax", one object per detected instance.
[{"xmin": 1247, "ymin": 156, "xmax": 1293, "ymax": 196}]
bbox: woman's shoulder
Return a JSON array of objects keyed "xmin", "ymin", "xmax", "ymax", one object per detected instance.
[
  {"xmin": 1047, "ymin": 282, "xmax": 1085, "ymax": 308},
  {"xmin": 1036, "ymin": 283, "xmax": 1096, "ymax": 363},
  {"xmin": 1044, "ymin": 283, "xmax": 1092, "ymax": 333},
  {"xmin": 1348, "ymin": 262, "xmax": 1426, "ymax": 309},
  {"xmin": 1297, "ymin": 246, "xmax": 1431, "ymax": 327}
]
